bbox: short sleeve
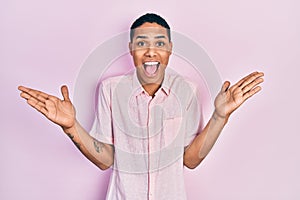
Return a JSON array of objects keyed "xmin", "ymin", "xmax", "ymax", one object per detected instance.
[
  {"xmin": 184, "ymin": 84, "xmax": 203, "ymax": 147},
  {"xmin": 89, "ymin": 81, "xmax": 114, "ymax": 145}
]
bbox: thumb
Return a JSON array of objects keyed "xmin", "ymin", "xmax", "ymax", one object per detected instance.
[
  {"xmin": 221, "ymin": 81, "xmax": 230, "ymax": 93},
  {"xmin": 61, "ymin": 85, "xmax": 71, "ymax": 101}
]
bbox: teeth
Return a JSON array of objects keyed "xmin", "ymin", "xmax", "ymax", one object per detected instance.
[
  {"xmin": 143, "ymin": 61, "xmax": 159, "ymax": 75},
  {"xmin": 144, "ymin": 61, "xmax": 159, "ymax": 65}
]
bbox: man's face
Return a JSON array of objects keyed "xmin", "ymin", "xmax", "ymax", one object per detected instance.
[{"xmin": 129, "ymin": 22, "xmax": 172, "ymax": 86}]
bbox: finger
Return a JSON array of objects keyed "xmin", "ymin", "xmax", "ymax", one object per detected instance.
[
  {"xmin": 20, "ymin": 91, "xmax": 32, "ymax": 100},
  {"xmin": 18, "ymin": 85, "xmax": 28, "ymax": 92},
  {"xmin": 232, "ymin": 71, "xmax": 263, "ymax": 90},
  {"xmin": 61, "ymin": 85, "xmax": 70, "ymax": 101},
  {"xmin": 241, "ymin": 77, "xmax": 264, "ymax": 93},
  {"xmin": 231, "ymin": 72, "xmax": 258, "ymax": 89},
  {"xmin": 20, "ymin": 91, "xmax": 46, "ymax": 107},
  {"xmin": 239, "ymin": 72, "xmax": 264, "ymax": 89},
  {"xmin": 243, "ymin": 86, "xmax": 262, "ymax": 100},
  {"xmin": 27, "ymin": 97, "xmax": 48, "ymax": 116},
  {"xmin": 221, "ymin": 81, "xmax": 231, "ymax": 93},
  {"xmin": 18, "ymin": 86, "xmax": 49, "ymax": 103}
]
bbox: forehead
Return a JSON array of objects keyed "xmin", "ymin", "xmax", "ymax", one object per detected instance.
[{"xmin": 133, "ymin": 22, "xmax": 169, "ymax": 39}]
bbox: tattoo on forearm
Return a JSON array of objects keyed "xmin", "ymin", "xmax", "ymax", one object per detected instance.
[
  {"xmin": 93, "ymin": 139, "xmax": 104, "ymax": 153},
  {"xmin": 212, "ymin": 113, "xmax": 217, "ymax": 121},
  {"xmin": 67, "ymin": 133, "xmax": 81, "ymax": 150}
]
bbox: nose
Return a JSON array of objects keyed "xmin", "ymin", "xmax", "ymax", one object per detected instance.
[{"xmin": 144, "ymin": 46, "xmax": 157, "ymax": 57}]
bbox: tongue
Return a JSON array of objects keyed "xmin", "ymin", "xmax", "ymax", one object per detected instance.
[{"xmin": 145, "ymin": 64, "xmax": 158, "ymax": 75}]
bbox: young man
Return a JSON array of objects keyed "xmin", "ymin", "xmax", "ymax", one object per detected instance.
[{"xmin": 18, "ymin": 13, "xmax": 264, "ymax": 199}]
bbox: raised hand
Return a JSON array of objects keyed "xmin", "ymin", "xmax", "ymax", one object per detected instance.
[
  {"xmin": 214, "ymin": 71, "xmax": 264, "ymax": 119},
  {"xmin": 18, "ymin": 85, "xmax": 76, "ymax": 130}
]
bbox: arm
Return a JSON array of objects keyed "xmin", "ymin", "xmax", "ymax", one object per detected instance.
[
  {"xmin": 18, "ymin": 85, "xmax": 114, "ymax": 170},
  {"xmin": 184, "ymin": 71, "xmax": 264, "ymax": 169},
  {"xmin": 63, "ymin": 120, "xmax": 114, "ymax": 170}
]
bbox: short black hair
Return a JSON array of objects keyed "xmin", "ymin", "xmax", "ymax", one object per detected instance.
[{"xmin": 130, "ymin": 13, "xmax": 171, "ymax": 42}]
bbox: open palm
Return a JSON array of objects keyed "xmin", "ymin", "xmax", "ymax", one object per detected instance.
[
  {"xmin": 214, "ymin": 72, "xmax": 264, "ymax": 119},
  {"xmin": 18, "ymin": 85, "xmax": 75, "ymax": 129}
]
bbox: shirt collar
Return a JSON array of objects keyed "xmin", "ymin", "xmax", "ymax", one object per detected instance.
[
  {"xmin": 132, "ymin": 70, "xmax": 171, "ymax": 97},
  {"xmin": 161, "ymin": 73, "xmax": 171, "ymax": 96}
]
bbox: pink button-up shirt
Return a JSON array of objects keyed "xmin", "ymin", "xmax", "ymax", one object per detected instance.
[{"xmin": 90, "ymin": 70, "xmax": 203, "ymax": 200}]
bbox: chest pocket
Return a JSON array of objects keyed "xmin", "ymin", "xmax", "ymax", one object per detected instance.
[{"xmin": 162, "ymin": 117, "xmax": 183, "ymax": 147}]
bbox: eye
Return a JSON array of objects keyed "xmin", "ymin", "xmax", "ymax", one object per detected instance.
[
  {"xmin": 137, "ymin": 41, "xmax": 146, "ymax": 47},
  {"xmin": 156, "ymin": 41, "xmax": 165, "ymax": 47}
]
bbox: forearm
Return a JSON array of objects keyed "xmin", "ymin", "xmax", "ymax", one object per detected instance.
[
  {"xmin": 63, "ymin": 120, "xmax": 114, "ymax": 170},
  {"xmin": 184, "ymin": 110, "xmax": 228, "ymax": 169}
]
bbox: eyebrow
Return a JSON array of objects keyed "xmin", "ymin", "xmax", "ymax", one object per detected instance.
[
  {"xmin": 154, "ymin": 35, "xmax": 166, "ymax": 39},
  {"xmin": 135, "ymin": 35, "xmax": 148, "ymax": 39},
  {"xmin": 135, "ymin": 35, "xmax": 167, "ymax": 39}
]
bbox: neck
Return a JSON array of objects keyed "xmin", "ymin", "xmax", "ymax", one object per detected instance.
[{"xmin": 143, "ymin": 83, "xmax": 161, "ymax": 97}]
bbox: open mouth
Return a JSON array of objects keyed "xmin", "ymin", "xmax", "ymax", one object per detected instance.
[{"xmin": 143, "ymin": 61, "xmax": 160, "ymax": 76}]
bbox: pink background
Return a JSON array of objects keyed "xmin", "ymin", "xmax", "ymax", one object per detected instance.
[{"xmin": 1, "ymin": 0, "xmax": 299, "ymax": 199}]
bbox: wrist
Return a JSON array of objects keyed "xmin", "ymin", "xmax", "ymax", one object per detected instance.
[
  {"xmin": 212, "ymin": 110, "xmax": 229, "ymax": 125},
  {"xmin": 62, "ymin": 121, "xmax": 77, "ymax": 134}
]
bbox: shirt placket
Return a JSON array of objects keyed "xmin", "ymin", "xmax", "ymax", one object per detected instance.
[
  {"xmin": 147, "ymin": 94, "xmax": 156, "ymax": 200},
  {"xmin": 139, "ymin": 90, "xmax": 165, "ymax": 200},
  {"xmin": 137, "ymin": 92, "xmax": 153, "ymax": 200},
  {"xmin": 147, "ymin": 92, "xmax": 165, "ymax": 200}
]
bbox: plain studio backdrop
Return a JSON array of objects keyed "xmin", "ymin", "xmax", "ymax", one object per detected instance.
[{"xmin": 1, "ymin": 0, "xmax": 299, "ymax": 199}]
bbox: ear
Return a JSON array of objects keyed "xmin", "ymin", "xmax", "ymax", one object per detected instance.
[
  {"xmin": 129, "ymin": 42, "xmax": 133, "ymax": 56},
  {"xmin": 168, "ymin": 41, "xmax": 173, "ymax": 55}
]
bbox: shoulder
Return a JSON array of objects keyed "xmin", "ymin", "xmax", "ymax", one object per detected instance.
[
  {"xmin": 100, "ymin": 73, "xmax": 134, "ymax": 89},
  {"xmin": 165, "ymin": 72, "xmax": 198, "ymax": 94}
]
